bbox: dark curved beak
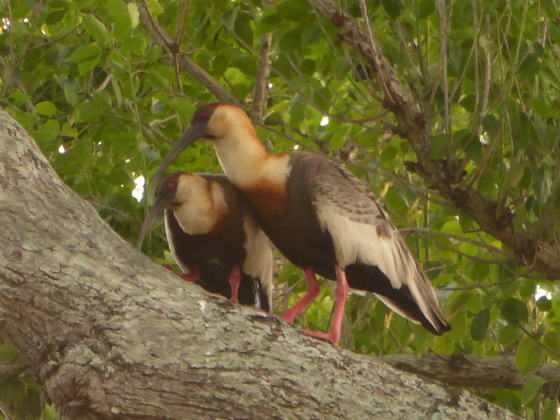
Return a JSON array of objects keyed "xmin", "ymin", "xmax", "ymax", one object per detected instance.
[
  {"xmin": 137, "ymin": 198, "xmax": 169, "ymax": 250},
  {"xmin": 149, "ymin": 126, "xmax": 201, "ymax": 201}
]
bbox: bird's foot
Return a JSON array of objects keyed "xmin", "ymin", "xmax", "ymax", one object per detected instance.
[
  {"xmin": 162, "ymin": 264, "xmax": 178, "ymax": 274},
  {"xmin": 279, "ymin": 310, "xmax": 297, "ymax": 324},
  {"xmin": 303, "ymin": 329, "xmax": 340, "ymax": 347},
  {"xmin": 180, "ymin": 272, "xmax": 199, "ymax": 282},
  {"xmin": 162, "ymin": 264, "xmax": 199, "ymax": 282}
]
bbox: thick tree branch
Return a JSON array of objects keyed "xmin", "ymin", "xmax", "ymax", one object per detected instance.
[
  {"xmin": 307, "ymin": 0, "xmax": 560, "ymax": 280},
  {"xmin": 0, "ymin": 112, "xmax": 519, "ymax": 419},
  {"xmin": 379, "ymin": 354, "xmax": 560, "ymax": 401}
]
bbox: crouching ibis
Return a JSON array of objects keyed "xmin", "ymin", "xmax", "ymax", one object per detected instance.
[
  {"xmin": 153, "ymin": 103, "xmax": 450, "ymax": 345},
  {"xmin": 138, "ymin": 172, "xmax": 273, "ymax": 312}
]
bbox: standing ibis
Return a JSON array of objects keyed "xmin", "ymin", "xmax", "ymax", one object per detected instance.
[
  {"xmin": 153, "ymin": 103, "xmax": 450, "ymax": 345},
  {"xmin": 138, "ymin": 172, "xmax": 273, "ymax": 312}
]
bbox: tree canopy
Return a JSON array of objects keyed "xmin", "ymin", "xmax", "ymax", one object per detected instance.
[{"xmin": 1, "ymin": 0, "xmax": 559, "ymax": 417}]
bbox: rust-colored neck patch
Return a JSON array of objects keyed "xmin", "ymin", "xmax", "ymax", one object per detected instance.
[{"xmin": 243, "ymin": 181, "xmax": 287, "ymax": 219}]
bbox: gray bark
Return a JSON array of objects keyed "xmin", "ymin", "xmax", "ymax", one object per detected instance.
[{"xmin": 0, "ymin": 111, "xmax": 518, "ymax": 419}]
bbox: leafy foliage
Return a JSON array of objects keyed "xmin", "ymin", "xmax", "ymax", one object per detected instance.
[{"xmin": 1, "ymin": 0, "xmax": 560, "ymax": 417}]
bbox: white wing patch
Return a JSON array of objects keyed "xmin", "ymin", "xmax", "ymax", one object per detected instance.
[
  {"xmin": 242, "ymin": 215, "xmax": 274, "ymax": 309},
  {"xmin": 164, "ymin": 211, "xmax": 192, "ymax": 275},
  {"xmin": 315, "ymin": 203, "xmax": 401, "ymax": 283}
]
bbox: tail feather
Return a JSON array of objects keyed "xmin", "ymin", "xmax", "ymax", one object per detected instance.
[{"xmin": 345, "ymin": 263, "xmax": 450, "ymax": 335}]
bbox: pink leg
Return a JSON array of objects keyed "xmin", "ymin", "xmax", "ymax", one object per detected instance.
[
  {"xmin": 304, "ymin": 265, "xmax": 349, "ymax": 347},
  {"xmin": 229, "ymin": 265, "xmax": 241, "ymax": 303},
  {"xmin": 281, "ymin": 267, "xmax": 321, "ymax": 324},
  {"xmin": 180, "ymin": 266, "xmax": 200, "ymax": 283}
]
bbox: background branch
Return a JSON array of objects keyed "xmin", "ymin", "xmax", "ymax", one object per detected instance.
[
  {"xmin": 379, "ymin": 354, "xmax": 560, "ymax": 401},
  {"xmin": 135, "ymin": 0, "xmax": 240, "ymax": 105},
  {"xmin": 307, "ymin": 0, "xmax": 560, "ymax": 280}
]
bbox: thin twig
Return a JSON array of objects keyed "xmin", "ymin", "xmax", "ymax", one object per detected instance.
[
  {"xmin": 135, "ymin": 0, "xmax": 239, "ymax": 104},
  {"xmin": 400, "ymin": 227, "xmax": 509, "ymax": 257},
  {"xmin": 249, "ymin": 33, "xmax": 273, "ymax": 123}
]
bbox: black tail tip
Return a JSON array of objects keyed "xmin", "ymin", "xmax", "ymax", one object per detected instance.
[{"xmin": 424, "ymin": 320, "xmax": 451, "ymax": 336}]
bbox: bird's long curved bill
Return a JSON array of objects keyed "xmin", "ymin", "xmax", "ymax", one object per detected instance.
[
  {"xmin": 137, "ymin": 199, "xmax": 168, "ymax": 250},
  {"xmin": 149, "ymin": 127, "xmax": 199, "ymax": 201}
]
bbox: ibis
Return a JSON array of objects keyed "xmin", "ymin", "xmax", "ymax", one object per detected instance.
[
  {"xmin": 139, "ymin": 172, "xmax": 273, "ymax": 312},
  {"xmin": 153, "ymin": 104, "xmax": 450, "ymax": 345}
]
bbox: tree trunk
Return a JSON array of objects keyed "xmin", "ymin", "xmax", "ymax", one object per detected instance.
[{"xmin": 0, "ymin": 111, "xmax": 518, "ymax": 419}]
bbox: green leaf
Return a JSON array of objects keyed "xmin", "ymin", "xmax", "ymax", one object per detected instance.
[
  {"xmin": 536, "ymin": 296, "xmax": 551, "ymax": 311},
  {"xmin": 417, "ymin": 0, "xmax": 435, "ymax": 18},
  {"xmin": 498, "ymin": 325, "xmax": 520, "ymax": 347},
  {"xmin": 460, "ymin": 94, "xmax": 476, "ymax": 112},
  {"xmin": 441, "ymin": 220, "xmax": 462, "ymax": 235},
  {"xmin": 107, "ymin": 0, "xmax": 132, "ymax": 40},
  {"xmin": 520, "ymin": 375, "xmax": 546, "ymax": 405},
  {"xmin": 66, "ymin": 45, "xmax": 101, "ymax": 64},
  {"xmin": 46, "ymin": 10, "xmax": 66, "ymax": 25},
  {"xmin": 515, "ymin": 338, "xmax": 543, "ymax": 375},
  {"xmin": 222, "ymin": 9, "xmax": 238, "ymax": 31},
  {"xmin": 381, "ymin": 0, "xmax": 403, "ymax": 18},
  {"xmin": 543, "ymin": 331, "xmax": 560, "ymax": 360},
  {"xmin": 63, "ymin": 80, "xmax": 79, "ymax": 106},
  {"xmin": 35, "ymin": 101, "xmax": 57, "ymax": 116},
  {"xmin": 279, "ymin": 28, "xmax": 303, "ymax": 52},
  {"xmin": 289, "ymin": 97, "xmax": 306, "ymax": 129},
  {"xmin": 82, "ymin": 14, "xmax": 110, "ymax": 43},
  {"xmin": 508, "ymin": 163, "xmax": 525, "ymax": 188},
  {"xmin": 429, "ymin": 133, "xmax": 449, "ymax": 159},
  {"xmin": 72, "ymin": 138, "xmax": 92, "ymax": 165},
  {"xmin": 234, "ymin": 13, "xmax": 253, "ymax": 48},
  {"xmin": 9, "ymin": 90, "xmax": 31, "ymax": 105},
  {"xmin": 73, "ymin": 102, "xmax": 106, "ymax": 123},
  {"xmin": 518, "ymin": 279, "xmax": 535, "ymax": 298},
  {"xmin": 329, "ymin": 131, "xmax": 347, "ymax": 151},
  {"xmin": 35, "ymin": 119, "xmax": 60, "ymax": 144},
  {"xmin": 122, "ymin": 34, "xmax": 147, "ymax": 56},
  {"xmin": 470, "ymin": 308, "xmax": 490, "ymax": 341},
  {"xmin": 500, "ymin": 297, "xmax": 528, "ymax": 326},
  {"xmin": 128, "ymin": 3, "xmax": 139, "ymax": 28},
  {"xmin": 529, "ymin": 97, "xmax": 556, "ymax": 118},
  {"xmin": 541, "ymin": 399, "xmax": 558, "ymax": 420},
  {"xmin": 277, "ymin": 0, "xmax": 311, "ymax": 21},
  {"xmin": 78, "ymin": 58, "xmax": 100, "ymax": 76}
]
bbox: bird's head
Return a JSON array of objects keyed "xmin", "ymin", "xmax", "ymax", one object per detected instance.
[
  {"xmin": 150, "ymin": 103, "xmax": 249, "ymax": 189},
  {"xmin": 137, "ymin": 172, "xmax": 194, "ymax": 249}
]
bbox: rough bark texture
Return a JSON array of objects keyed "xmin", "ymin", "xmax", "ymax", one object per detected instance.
[
  {"xmin": 307, "ymin": 0, "xmax": 560, "ymax": 280},
  {"xmin": 0, "ymin": 112, "xmax": 519, "ymax": 419}
]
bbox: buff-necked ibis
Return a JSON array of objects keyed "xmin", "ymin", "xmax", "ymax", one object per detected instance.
[
  {"xmin": 138, "ymin": 172, "xmax": 273, "ymax": 312},
  {"xmin": 153, "ymin": 104, "xmax": 450, "ymax": 345}
]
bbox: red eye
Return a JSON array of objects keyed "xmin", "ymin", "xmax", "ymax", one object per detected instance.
[
  {"xmin": 167, "ymin": 183, "xmax": 175, "ymax": 191},
  {"xmin": 199, "ymin": 112, "xmax": 207, "ymax": 120}
]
